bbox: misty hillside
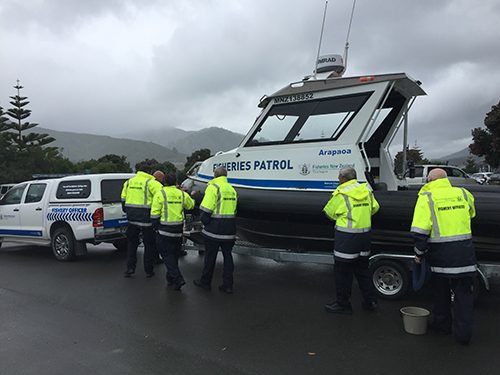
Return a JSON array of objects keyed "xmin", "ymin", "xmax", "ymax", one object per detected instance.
[
  {"xmin": 32, "ymin": 127, "xmax": 187, "ymax": 168},
  {"xmin": 120, "ymin": 127, "xmax": 196, "ymax": 145},
  {"xmin": 31, "ymin": 126, "xmax": 245, "ymax": 168},
  {"xmin": 438, "ymin": 147, "xmax": 483, "ymax": 166},
  {"xmin": 166, "ymin": 127, "xmax": 245, "ymax": 154},
  {"xmin": 119, "ymin": 126, "xmax": 245, "ymax": 154}
]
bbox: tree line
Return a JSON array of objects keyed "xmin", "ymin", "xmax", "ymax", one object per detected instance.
[{"xmin": 0, "ymin": 82, "xmax": 211, "ymax": 184}]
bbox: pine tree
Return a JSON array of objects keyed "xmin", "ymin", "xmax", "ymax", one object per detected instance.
[
  {"xmin": 6, "ymin": 80, "xmax": 55, "ymax": 150},
  {"xmin": 393, "ymin": 147, "xmax": 429, "ymax": 175}
]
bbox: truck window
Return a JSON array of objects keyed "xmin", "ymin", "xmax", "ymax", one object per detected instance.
[
  {"xmin": 56, "ymin": 180, "xmax": 91, "ymax": 199},
  {"xmin": 1, "ymin": 184, "xmax": 15, "ymax": 195},
  {"xmin": 25, "ymin": 183, "xmax": 47, "ymax": 203},
  {"xmin": 101, "ymin": 179, "xmax": 128, "ymax": 203},
  {"xmin": 451, "ymin": 168, "xmax": 465, "ymax": 178},
  {"xmin": 0, "ymin": 185, "xmax": 26, "ymax": 205}
]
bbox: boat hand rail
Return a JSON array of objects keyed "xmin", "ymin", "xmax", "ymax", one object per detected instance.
[
  {"xmin": 358, "ymin": 81, "xmax": 395, "ymax": 174},
  {"xmin": 386, "ymin": 96, "xmax": 417, "ymax": 149}
]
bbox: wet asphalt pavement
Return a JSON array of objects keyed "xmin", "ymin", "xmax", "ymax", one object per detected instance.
[{"xmin": 1, "ymin": 242, "xmax": 500, "ymax": 375}]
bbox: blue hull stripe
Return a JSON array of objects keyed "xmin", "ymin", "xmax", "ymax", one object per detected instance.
[{"xmin": 198, "ymin": 174, "xmax": 365, "ymax": 190}]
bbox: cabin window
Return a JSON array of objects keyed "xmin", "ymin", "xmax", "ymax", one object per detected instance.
[{"xmin": 245, "ymin": 92, "xmax": 372, "ymax": 146}]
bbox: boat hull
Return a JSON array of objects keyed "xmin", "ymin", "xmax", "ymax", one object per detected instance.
[{"xmin": 186, "ymin": 179, "xmax": 500, "ymax": 261}]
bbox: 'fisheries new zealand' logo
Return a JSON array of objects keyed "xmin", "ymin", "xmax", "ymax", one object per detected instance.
[{"xmin": 299, "ymin": 163, "xmax": 310, "ymax": 176}]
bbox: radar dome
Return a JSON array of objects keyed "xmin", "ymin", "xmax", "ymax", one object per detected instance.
[{"xmin": 316, "ymin": 54, "xmax": 345, "ymax": 76}]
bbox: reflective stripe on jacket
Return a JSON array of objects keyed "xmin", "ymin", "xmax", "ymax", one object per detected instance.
[
  {"xmin": 151, "ymin": 186, "xmax": 195, "ymax": 237},
  {"xmin": 200, "ymin": 176, "xmax": 237, "ymax": 241},
  {"xmin": 410, "ymin": 178, "xmax": 477, "ymax": 277},
  {"xmin": 121, "ymin": 171, "xmax": 162, "ymax": 226},
  {"xmin": 323, "ymin": 179, "xmax": 379, "ymax": 261}
]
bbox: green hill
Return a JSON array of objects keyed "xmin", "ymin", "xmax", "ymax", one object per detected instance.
[
  {"xmin": 30, "ymin": 126, "xmax": 245, "ymax": 169},
  {"xmin": 32, "ymin": 127, "xmax": 187, "ymax": 168}
]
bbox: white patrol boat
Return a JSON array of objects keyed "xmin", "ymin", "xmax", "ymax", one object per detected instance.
[{"xmin": 181, "ymin": 55, "xmax": 500, "ymax": 261}]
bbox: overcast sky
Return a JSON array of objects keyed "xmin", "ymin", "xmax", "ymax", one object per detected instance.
[{"xmin": 1, "ymin": 0, "xmax": 499, "ymax": 159}]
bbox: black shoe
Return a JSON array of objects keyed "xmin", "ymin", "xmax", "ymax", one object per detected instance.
[
  {"xmin": 218, "ymin": 285, "xmax": 233, "ymax": 294},
  {"xmin": 167, "ymin": 279, "xmax": 174, "ymax": 286},
  {"xmin": 124, "ymin": 269, "xmax": 135, "ymax": 277},
  {"xmin": 173, "ymin": 280, "xmax": 186, "ymax": 291},
  {"xmin": 198, "ymin": 250, "xmax": 205, "ymax": 255},
  {"xmin": 146, "ymin": 271, "xmax": 155, "ymax": 278},
  {"xmin": 428, "ymin": 321, "xmax": 451, "ymax": 335},
  {"xmin": 180, "ymin": 250, "xmax": 188, "ymax": 256},
  {"xmin": 362, "ymin": 301, "xmax": 379, "ymax": 311},
  {"xmin": 193, "ymin": 279, "xmax": 211, "ymax": 291},
  {"xmin": 324, "ymin": 302, "xmax": 353, "ymax": 315}
]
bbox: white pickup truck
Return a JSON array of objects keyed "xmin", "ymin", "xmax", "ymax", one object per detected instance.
[
  {"xmin": 403, "ymin": 164, "xmax": 476, "ymax": 187},
  {"xmin": 0, "ymin": 173, "xmax": 135, "ymax": 261}
]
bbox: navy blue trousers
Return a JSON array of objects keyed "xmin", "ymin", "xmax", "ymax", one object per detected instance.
[
  {"xmin": 157, "ymin": 235, "xmax": 184, "ymax": 284},
  {"xmin": 200, "ymin": 238, "xmax": 235, "ymax": 287},
  {"xmin": 126, "ymin": 224, "xmax": 155, "ymax": 274},
  {"xmin": 334, "ymin": 258, "xmax": 377, "ymax": 306},
  {"xmin": 431, "ymin": 275, "xmax": 473, "ymax": 342}
]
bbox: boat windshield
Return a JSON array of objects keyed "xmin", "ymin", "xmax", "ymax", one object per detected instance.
[{"xmin": 245, "ymin": 92, "xmax": 372, "ymax": 147}]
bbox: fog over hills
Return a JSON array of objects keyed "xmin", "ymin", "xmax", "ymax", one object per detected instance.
[
  {"xmin": 119, "ymin": 126, "xmax": 245, "ymax": 155},
  {"xmin": 438, "ymin": 147, "xmax": 483, "ymax": 167},
  {"xmin": 31, "ymin": 126, "xmax": 245, "ymax": 168}
]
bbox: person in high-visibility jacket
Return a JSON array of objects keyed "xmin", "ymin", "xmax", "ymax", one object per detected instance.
[
  {"xmin": 323, "ymin": 167, "xmax": 380, "ymax": 314},
  {"xmin": 151, "ymin": 172, "xmax": 195, "ymax": 291},
  {"xmin": 410, "ymin": 168, "xmax": 476, "ymax": 345},
  {"xmin": 193, "ymin": 166, "xmax": 237, "ymax": 294},
  {"xmin": 121, "ymin": 164, "xmax": 162, "ymax": 278}
]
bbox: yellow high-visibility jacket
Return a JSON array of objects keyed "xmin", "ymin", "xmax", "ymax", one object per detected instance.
[
  {"xmin": 323, "ymin": 179, "xmax": 379, "ymax": 261},
  {"xmin": 151, "ymin": 185, "xmax": 194, "ymax": 238},
  {"xmin": 323, "ymin": 180, "xmax": 379, "ymax": 233},
  {"xmin": 410, "ymin": 178, "xmax": 477, "ymax": 277},
  {"xmin": 200, "ymin": 176, "xmax": 237, "ymax": 241},
  {"xmin": 121, "ymin": 171, "xmax": 162, "ymax": 226}
]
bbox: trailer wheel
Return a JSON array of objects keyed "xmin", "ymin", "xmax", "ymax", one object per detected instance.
[
  {"xmin": 371, "ymin": 260, "xmax": 410, "ymax": 300},
  {"xmin": 52, "ymin": 227, "xmax": 77, "ymax": 262}
]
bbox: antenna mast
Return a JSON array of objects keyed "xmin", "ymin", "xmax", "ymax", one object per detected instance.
[
  {"xmin": 343, "ymin": 0, "xmax": 357, "ymax": 72},
  {"xmin": 314, "ymin": 1, "xmax": 329, "ymax": 79}
]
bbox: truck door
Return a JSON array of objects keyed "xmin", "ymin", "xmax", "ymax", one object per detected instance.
[
  {"xmin": 20, "ymin": 182, "xmax": 48, "ymax": 238},
  {"xmin": 0, "ymin": 184, "xmax": 27, "ymax": 237}
]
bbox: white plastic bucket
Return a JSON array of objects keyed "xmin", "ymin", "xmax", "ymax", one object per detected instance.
[{"xmin": 400, "ymin": 306, "xmax": 430, "ymax": 335}]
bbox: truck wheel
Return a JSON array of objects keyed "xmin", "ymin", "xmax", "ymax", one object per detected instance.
[
  {"xmin": 371, "ymin": 260, "xmax": 410, "ymax": 300},
  {"xmin": 52, "ymin": 227, "xmax": 77, "ymax": 262}
]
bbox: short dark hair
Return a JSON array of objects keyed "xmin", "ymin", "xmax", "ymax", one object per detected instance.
[
  {"xmin": 139, "ymin": 164, "xmax": 151, "ymax": 173},
  {"xmin": 164, "ymin": 172, "xmax": 177, "ymax": 186}
]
